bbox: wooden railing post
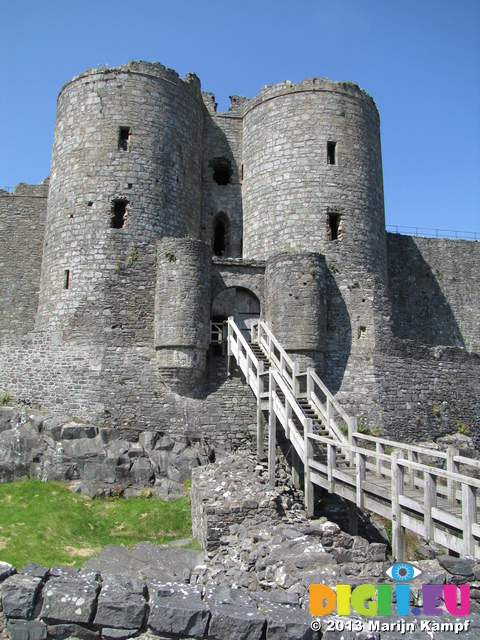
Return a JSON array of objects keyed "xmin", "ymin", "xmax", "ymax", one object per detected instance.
[
  {"xmin": 268, "ymin": 371, "xmax": 276, "ymax": 488},
  {"xmin": 227, "ymin": 317, "xmax": 233, "ymax": 376},
  {"xmin": 391, "ymin": 451, "xmax": 405, "ymax": 562},
  {"xmin": 376, "ymin": 442, "xmax": 385, "ymax": 477},
  {"xmin": 356, "ymin": 451, "xmax": 366, "ymax": 508},
  {"xmin": 293, "ymin": 361, "xmax": 300, "ymax": 397},
  {"xmin": 424, "ymin": 471, "xmax": 436, "ymax": 542},
  {"xmin": 285, "ymin": 395, "xmax": 292, "ymax": 440},
  {"xmin": 291, "ymin": 449, "xmax": 301, "ymax": 489},
  {"xmin": 446, "ymin": 448, "xmax": 460, "ymax": 503},
  {"xmin": 462, "ymin": 482, "xmax": 477, "ymax": 556},
  {"xmin": 306, "ymin": 368, "xmax": 313, "ymax": 402},
  {"xmin": 304, "ymin": 418, "xmax": 314, "ymax": 517},
  {"xmin": 407, "ymin": 450, "xmax": 418, "ymax": 488},
  {"xmin": 256, "ymin": 360, "xmax": 265, "ymax": 461},
  {"xmin": 348, "ymin": 417, "xmax": 357, "ymax": 465},
  {"xmin": 327, "ymin": 443, "xmax": 336, "ymax": 493}
]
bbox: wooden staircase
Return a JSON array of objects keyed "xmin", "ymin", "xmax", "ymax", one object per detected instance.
[{"xmin": 226, "ymin": 316, "xmax": 480, "ymax": 560}]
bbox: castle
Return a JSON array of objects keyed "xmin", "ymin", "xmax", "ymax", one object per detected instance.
[{"xmin": 1, "ymin": 60, "xmax": 479, "ymax": 452}]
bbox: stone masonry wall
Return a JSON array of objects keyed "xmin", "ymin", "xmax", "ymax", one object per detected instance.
[
  {"xmin": 0, "ymin": 334, "xmax": 257, "ymax": 456},
  {"xmin": 376, "ymin": 340, "xmax": 480, "ymax": 445},
  {"xmin": 0, "ymin": 182, "xmax": 48, "ymax": 336},
  {"xmin": 387, "ymin": 234, "xmax": 480, "ymax": 353}
]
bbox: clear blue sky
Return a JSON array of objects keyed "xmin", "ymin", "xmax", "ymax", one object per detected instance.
[{"xmin": 0, "ymin": 0, "xmax": 479, "ymax": 234}]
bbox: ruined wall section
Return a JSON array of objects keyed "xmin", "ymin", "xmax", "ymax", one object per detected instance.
[
  {"xmin": 0, "ymin": 182, "xmax": 48, "ymax": 335},
  {"xmin": 36, "ymin": 61, "xmax": 203, "ymax": 333},
  {"xmin": 201, "ymin": 94, "xmax": 244, "ymax": 258},
  {"xmin": 387, "ymin": 234, "xmax": 480, "ymax": 353}
]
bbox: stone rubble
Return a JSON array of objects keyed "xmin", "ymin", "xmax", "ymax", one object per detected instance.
[{"xmin": 3, "ymin": 452, "xmax": 480, "ymax": 638}]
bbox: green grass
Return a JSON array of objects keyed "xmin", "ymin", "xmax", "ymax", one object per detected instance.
[{"xmin": 0, "ymin": 479, "xmax": 194, "ymax": 568}]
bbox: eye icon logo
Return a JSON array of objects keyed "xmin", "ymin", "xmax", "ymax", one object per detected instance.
[{"xmin": 386, "ymin": 562, "xmax": 423, "ymax": 582}]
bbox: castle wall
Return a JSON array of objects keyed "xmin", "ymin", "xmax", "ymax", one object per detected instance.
[
  {"xmin": 0, "ymin": 332, "xmax": 104, "ymax": 416},
  {"xmin": 0, "ymin": 182, "xmax": 48, "ymax": 335},
  {"xmin": 201, "ymin": 95, "xmax": 244, "ymax": 258},
  {"xmin": 36, "ymin": 62, "xmax": 203, "ymax": 332},
  {"xmin": 376, "ymin": 341, "xmax": 480, "ymax": 446},
  {"xmin": 1, "ymin": 61, "xmax": 478, "ymax": 457},
  {"xmin": 387, "ymin": 234, "xmax": 480, "ymax": 353},
  {"xmin": 0, "ymin": 332, "xmax": 257, "ymax": 456}
]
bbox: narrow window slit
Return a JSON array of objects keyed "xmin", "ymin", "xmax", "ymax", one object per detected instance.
[
  {"xmin": 111, "ymin": 200, "xmax": 127, "ymax": 229},
  {"xmin": 118, "ymin": 127, "xmax": 130, "ymax": 151},
  {"xmin": 327, "ymin": 141, "xmax": 337, "ymax": 165},
  {"xmin": 328, "ymin": 213, "xmax": 341, "ymax": 241},
  {"xmin": 64, "ymin": 269, "xmax": 70, "ymax": 290},
  {"xmin": 213, "ymin": 220, "xmax": 227, "ymax": 256}
]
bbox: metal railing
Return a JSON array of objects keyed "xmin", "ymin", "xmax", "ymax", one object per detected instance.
[{"xmin": 386, "ymin": 225, "xmax": 478, "ymax": 241}]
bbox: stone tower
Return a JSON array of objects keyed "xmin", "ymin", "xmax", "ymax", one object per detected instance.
[{"xmin": 36, "ymin": 62, "xmax": 204, "ymax": 332}]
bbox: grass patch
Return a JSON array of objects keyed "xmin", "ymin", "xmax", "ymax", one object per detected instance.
[{"xmin": 0, "ymin": 479, "xmax": 193, "ymax": 568}]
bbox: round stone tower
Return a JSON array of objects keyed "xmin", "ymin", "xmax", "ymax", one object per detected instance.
[
  {"xmin": 242, "ymin": 78, "xmax": 387, "ymax": 280},
  {"xmin": 36, "ymin": 61, "xmax": 203, "ymax": 330},
  {"xmin": 243, "ymin": 78, "xmax": 390, "ymax": 411},
  {"xmin": 265, "ymin": 252, "xmax": 327, "ymax": 372},
  {"xmin": 154, "ymin": 238, "xmax": 211, "ymax": 393}
]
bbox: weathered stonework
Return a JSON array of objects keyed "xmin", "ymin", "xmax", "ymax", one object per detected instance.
[{"xmin": 0, "ymin": 59, "xmax": 479, "ymax": 468}]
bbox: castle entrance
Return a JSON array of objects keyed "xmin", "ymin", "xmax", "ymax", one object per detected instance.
[{"xmin": 211, "ymin": 287, "xmax": 260, "ymax": 345}]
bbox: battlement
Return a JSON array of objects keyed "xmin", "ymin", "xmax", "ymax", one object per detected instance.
[
  {"xmin": 244, "ymin": 76, "xmax": 379, "ymax": 117},
  {"xmin": 0, "ymin": 179, "xmax": 49, "ymax": 198},
  {"xmin": 59, "ymin": 60, "xmax": 202, "ymax": 102}
]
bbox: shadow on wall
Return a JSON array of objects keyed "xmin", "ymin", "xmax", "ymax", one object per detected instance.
[
  {"xmin": 387, "ymin": 235, "xmax": 464, "ymax": 348},
  {"xmin": 324, "ymin": 269, "xmax": 352, "ymax": 395},
  {"xmin": 201, "ymin": 106, "xmax": 243, "ymax": 259}
]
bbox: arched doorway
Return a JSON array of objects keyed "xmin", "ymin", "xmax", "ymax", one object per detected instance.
[{"xmin": 211, "ymin": 287, "xmax": 260, "ymax": 343}]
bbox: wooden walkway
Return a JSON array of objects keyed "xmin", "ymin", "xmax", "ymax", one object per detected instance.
[{"xmin": 225, "ymin": 317, "xmax": 480, "ymax": 561}]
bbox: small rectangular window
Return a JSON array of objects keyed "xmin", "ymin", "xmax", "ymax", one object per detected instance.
[
  {"xmin": 328, "ymin": 213, "xmax": 341, "ymax": 241},
  {"xmin": 63, "ymin": 269, "xmax": 70, "ymax": 289},
  {"xmin": 118, "ymin": 127, "xmax": 130, "ymax": 151},
  {"xmin": 327, "ymin": 141, "xmax": 337, "ymax": 165},
  {"xmin": 111, "ymin": 200, "xmax": 127, "ymax": 229}
]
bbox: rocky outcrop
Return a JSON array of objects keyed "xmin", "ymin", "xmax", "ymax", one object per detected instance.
[{"xmin": 0, "ymin": 408, "xmax": 212, "ymax": 499}]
